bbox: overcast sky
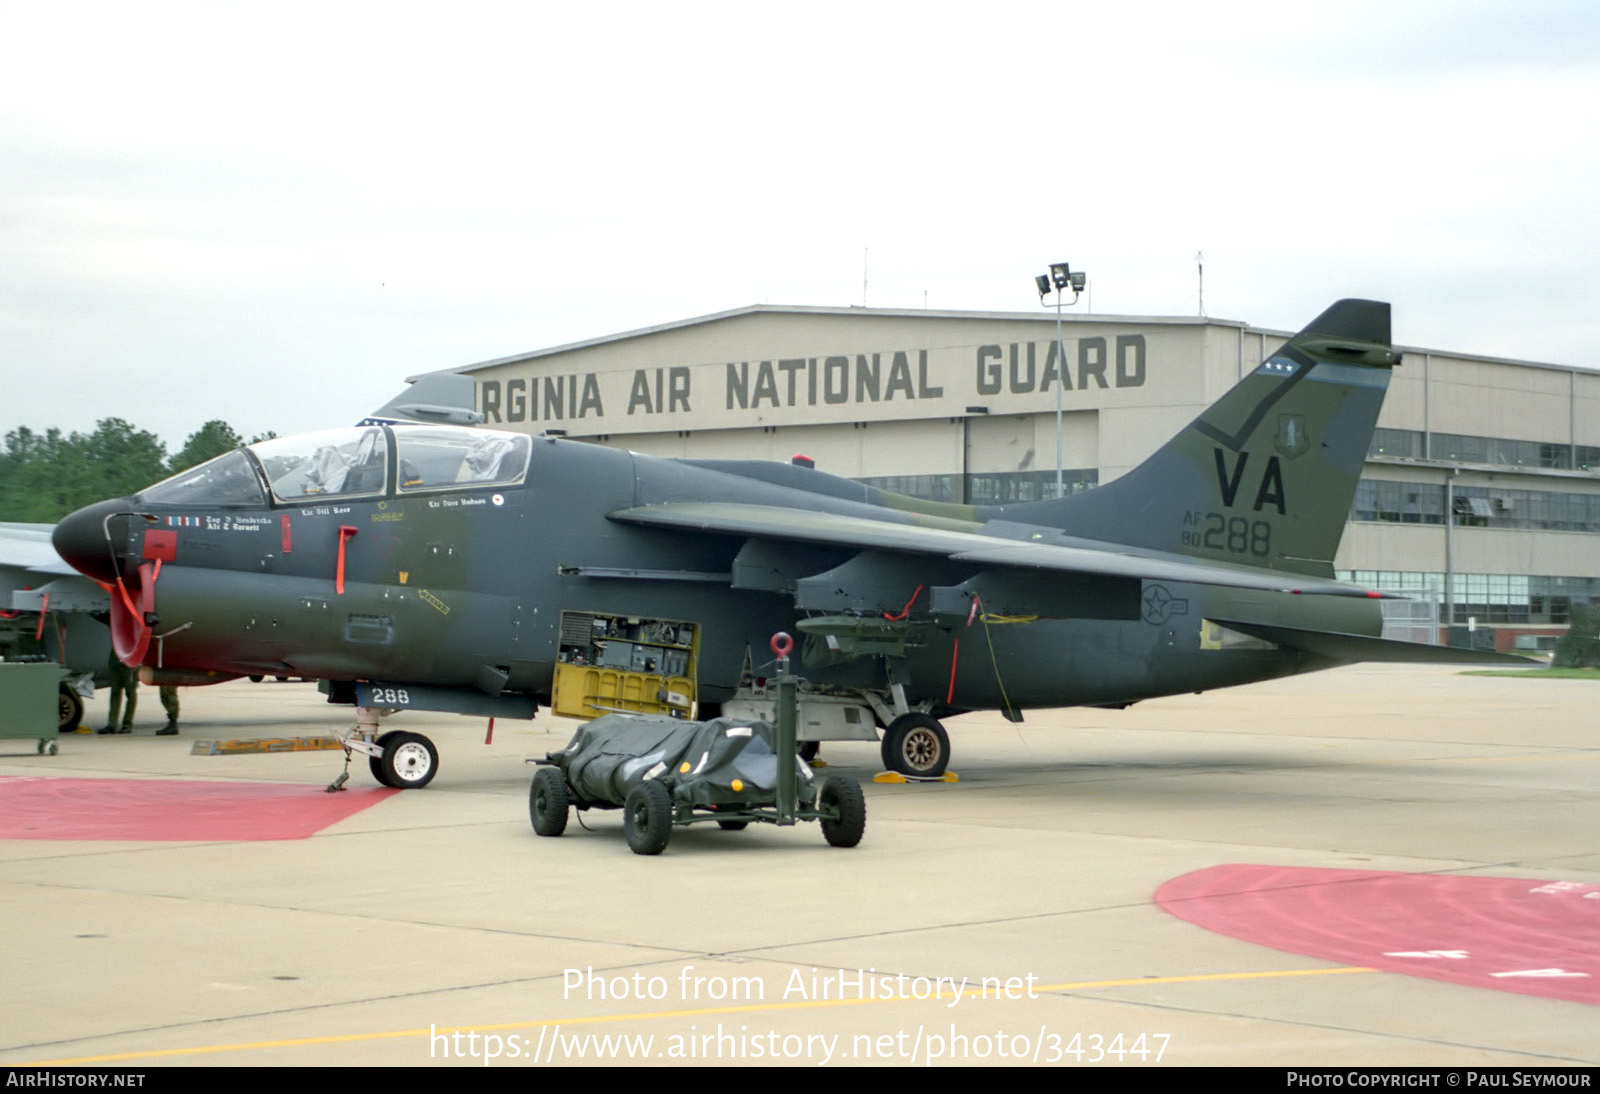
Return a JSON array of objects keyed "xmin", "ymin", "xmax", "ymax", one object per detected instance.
[{"xmin": 4, "ymin": 1, "xmax": 1598, "ymax": 449}]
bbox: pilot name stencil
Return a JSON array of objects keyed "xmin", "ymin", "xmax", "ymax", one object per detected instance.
[{"xmin": 203, "ymin": 515, "xmax": 270, "ymax": 532}]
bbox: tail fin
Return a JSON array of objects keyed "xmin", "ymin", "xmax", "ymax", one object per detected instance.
[
  {"xmin": 1006, "ymin": 299, "xmax": 1397, "ymax": 577},
  {"xmin": 360, "ymin": 373, "xmax": 485, "ymax": 427}
]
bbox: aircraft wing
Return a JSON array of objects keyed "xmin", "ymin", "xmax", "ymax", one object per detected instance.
[
  {"xmin": 0, "ymin": 523, "xmax": 84, "ymax": 579},
  {"xmin": 608, "ymin": 502, "xmax": 1373, "ymax": 599},
  {"xmin": 0, "ymin": 523, "xmax": 111, "ymax": 616}
]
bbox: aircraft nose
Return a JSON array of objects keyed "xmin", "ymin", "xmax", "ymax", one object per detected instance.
[{"xmin": 52, "ymin": 497, "xmax": 141, "ymax": 584}]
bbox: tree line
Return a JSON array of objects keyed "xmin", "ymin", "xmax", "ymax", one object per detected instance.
[{"xmin": 0, "ymin": 419, "xmax": 271, "ymax": 523}]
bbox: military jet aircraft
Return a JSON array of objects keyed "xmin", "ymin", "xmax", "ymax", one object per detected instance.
[{"xmin": 50, "ymin": 300, "xmax": 1525, "ymax": 788}]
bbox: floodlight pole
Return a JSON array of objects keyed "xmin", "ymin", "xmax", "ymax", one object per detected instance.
[
  {"xmin": 1036, "ymin": 264, "xmax": 1085, "ymax": 498},
  {"xmin": 1053, "ymin": 296, "xmax": 1065, "ymax": 497}
]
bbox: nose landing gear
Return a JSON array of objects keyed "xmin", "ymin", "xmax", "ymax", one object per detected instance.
[{"xmin": 327, "ymin": 707, "xmax": 439, "ymax": 791}]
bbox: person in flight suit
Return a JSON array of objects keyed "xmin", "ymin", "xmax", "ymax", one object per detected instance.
[
  {"xmin": 99, "ymin": 650, "xmax": 136, "ymax": 734},
  {"xmin": 158, "ymin": 685, "xmax": 179, "ymax": 736}
]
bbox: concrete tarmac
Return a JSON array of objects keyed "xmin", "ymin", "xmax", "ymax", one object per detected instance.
[{"xmin": 0, "ymin": 664, "xmax": 1595, "ymax": 1068}]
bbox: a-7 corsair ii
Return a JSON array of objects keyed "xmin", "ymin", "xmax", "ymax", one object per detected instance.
[{"xmin": 51, "ymin": 300, "xmax": 1522, "ymax": 787}]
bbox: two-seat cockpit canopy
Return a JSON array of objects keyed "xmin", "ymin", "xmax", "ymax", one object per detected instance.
[{"xmin": 139, "ymin": 425, "xmax": 533, "ymax": 508}]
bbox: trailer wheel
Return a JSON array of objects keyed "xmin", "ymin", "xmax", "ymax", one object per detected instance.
[
  {"xmin": 378, "ymin": 731, "xmax": 437, "ymax": 789},
  {"xmin": 717, "ymin": 820, "xmax": 748, "ymax": 831},
  {"xmin": 819, "ymin": 776, "xmax": 866, "ymax": 848},
  {"xmin": 881, "ymin": 713, "xmax": 949, "ymax": 778},
  {"xmin": 624, "ymin": 781, "xmax": 672, "ymax": 855},
  {"xmin": 530, "ymin": 768, "xmax": 570, "ymax": 837}
]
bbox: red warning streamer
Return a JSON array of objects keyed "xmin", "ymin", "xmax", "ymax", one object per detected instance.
[{"xmin": 336, "ymin": 525, "xmax": 358, "ymax": 595}]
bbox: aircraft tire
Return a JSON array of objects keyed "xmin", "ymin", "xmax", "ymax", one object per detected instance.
[
  {"xmin": 378, "ymin": 731, "xmax": 438, "ymax": 789},
  {"xmin": 529, "ymin": 768, "xmax": 569, "ymax": 837},
  {"xmin": 717, "ymin": 820, "xmax": 749, "ymax": 831},
  {"xmin": 881, "ymin": 713, "xmax": 950, "ymax": 778},
  {"xmin": 818, "ymin": 775, "xmax": 866, "ymax": 848},
  {"xmin": 58, "ymin": 684, "xmax": 83, "ymax": 732},
  {"xmin": 623, "ymin": 780, "xmax": 672, "ymax": 855},
  {"xmin": 797, "ymin": 740, "xmax": 819, "ymax": 763}
]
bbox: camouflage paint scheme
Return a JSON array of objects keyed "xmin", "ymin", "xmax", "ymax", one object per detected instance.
[{"xmin": 50, "ymin": 301, "xmax": 1526, "ymax": 785}]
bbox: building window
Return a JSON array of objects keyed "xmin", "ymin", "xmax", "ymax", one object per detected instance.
[
  {"xmin": 856, "ymin": 469, "xmax": 1098, "ymax": 505},
  {"xmin": 1426, "ymin": 431, "xmax": 1576, "ymax": 471},
  {"xmin": 1368, "ymin": 428, "xmax": 1424, "ymax": 458},
  {"xmin": 1351, "ymin": 479, "xmax": 1600, "ymax": 533},
  {"xmin": 1335, "ymin": 571, "xmax": 1599, "ymax": 625}
]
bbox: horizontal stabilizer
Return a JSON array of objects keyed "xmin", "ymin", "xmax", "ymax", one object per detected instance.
[{"xmin": 1210, "ymin": 619, "xmax": 1539, "ymax": 666}]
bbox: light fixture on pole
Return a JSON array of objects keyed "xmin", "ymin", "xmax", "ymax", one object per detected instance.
[{"xmin": 1036, "ymin": 261, "xmax": 1087, "ymax": 498}]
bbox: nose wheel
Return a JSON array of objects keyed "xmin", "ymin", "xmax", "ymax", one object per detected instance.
[
  {"xmin": 332, "ymin": 710, "xmax": 440, "ymax": 790},
  {"xmin": 373, "ymin": 731, "xmax": 438, "ymax": 788}
]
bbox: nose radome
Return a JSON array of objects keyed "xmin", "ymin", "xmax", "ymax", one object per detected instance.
[{"xmin": 51, "ymin": 497, "xmax": 139, "ymax": 584}]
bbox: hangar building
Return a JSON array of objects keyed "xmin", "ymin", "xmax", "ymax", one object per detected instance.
[{"xmin": 448, "ymin": 304, "xmax": 1600, "ymax": 650}]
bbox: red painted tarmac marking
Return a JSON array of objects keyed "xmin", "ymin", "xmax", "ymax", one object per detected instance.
[
  {"xmin": 1156, "ymin": 864, "xmax": 1600, "ymax": 1006},
  {"xmin": 0, "ymin": 776, "xmax": 397, "ymax": 841}
]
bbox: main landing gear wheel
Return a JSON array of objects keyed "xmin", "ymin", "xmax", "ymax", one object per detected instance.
[
  {"xmin": 375, "ymin": 731, "xmax": 438, "ymax": 789},
  {"xmin": 623, "ymin": 780, "xmax": 672, "ymax": 855},
  {"xmin": 818, "ymin": 776, "xmax": 866, "ymax": 848},
  {"xmin": 797, "ymin": 740, "xmax": 819, "ymax": 763},
  {"xmin": 881, "ymin": 713, "xmax": 950, "ymax": 778},
  {"xmin": 58, "ymin": 684, "xmax": 83, "ymax": 732},
  {"xmin": 529, "ymin": 768, "xmax": 569, "ymax": 837}
]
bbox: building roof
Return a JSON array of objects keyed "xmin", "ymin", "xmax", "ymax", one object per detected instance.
[
  {"xmin": 413, "ymin": 304, "xmax": 1239, "ymax": 381},
  {"xmin": 411, "ymin": 303, "xmax": 1596, "ymax": 383}
]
